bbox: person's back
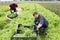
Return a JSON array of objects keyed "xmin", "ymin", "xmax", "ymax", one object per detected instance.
[
  {"xmin": 9, "ymin": 2, "xmax": 18, "ymax": 9},
  {"xmin": 34, "ymin": 14, "xmax": 48, "ymax": 28}
]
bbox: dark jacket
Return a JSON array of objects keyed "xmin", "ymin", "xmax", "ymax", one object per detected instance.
[{"xmin": 34, "ymin": 14, "xmax": 48, "ymax": 27}]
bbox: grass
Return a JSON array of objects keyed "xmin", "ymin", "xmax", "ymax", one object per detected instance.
[{"xmin": 0, "ymin": 3, "xmax": 60, "ymax": 40}]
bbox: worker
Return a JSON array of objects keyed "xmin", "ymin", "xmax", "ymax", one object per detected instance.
[
  {"xmin": 7, "ymin": 2, "xmax": 22, "ymax": 20},
  {"xmin": 33, "ymin": 12, "xmax": 48, "ymax": 36},
  {"xmin": 9, "ymin": 2, "xmax": 18, "ymax": 14}
]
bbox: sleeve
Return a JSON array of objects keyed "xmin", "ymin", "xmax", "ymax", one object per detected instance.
[
  {"xmin": 16, "ymin": 4, "xmax": 18, "ymax": 7},
  {"xmin": 39, "ymin": 15, "xmax": 44, "ymax": 25},
  {"xmin": 34, "ymin": 19, "xmax": 36, "ymax": 25},
  {"xmin": 9, "ymin": 2, "xmax": 12, "ymax": 7},
  {"xmin": 9, "ymin": 4, "xmax": 11, "ymax": 7}
]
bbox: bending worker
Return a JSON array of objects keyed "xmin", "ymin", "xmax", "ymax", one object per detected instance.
[
  {"xmin": 9, "ymin": 2, "xmax": 18, "ymax": 14},
  {"xmin": 33, "ymin": 12, "xmax": 48, "ymax": 36}
]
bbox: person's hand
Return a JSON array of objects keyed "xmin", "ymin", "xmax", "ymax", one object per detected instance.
[
  {"xmin": 37, "ymin": 24, "xmax": 42, "ymax": 30},
  {"xmin": 37, "ymin": 27, "xmax": 39, "ymax": 31},
  {"xmin": 9, "ymin": 7, "xmax": 10, "ymax": 9}
]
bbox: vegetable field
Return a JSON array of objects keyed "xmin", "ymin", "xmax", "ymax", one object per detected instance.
[
  {"xmin": 0, "ymin": 3, "xmax": 60, "ymax": 40},
  {"xmin": 40, "ymin": 3, "xmax": 60, "ymax": 16}
]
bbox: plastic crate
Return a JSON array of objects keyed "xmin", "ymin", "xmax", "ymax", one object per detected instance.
[{"xmin": 11, "ymin": 36, "xmax": 37, "ymax": 40}]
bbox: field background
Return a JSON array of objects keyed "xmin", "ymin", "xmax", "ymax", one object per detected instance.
[
  {"xmin": 0, "ymin": 3, "xmax": 60, "ymax": 40},
  {"xmin": 40, "ymin": 3, "xmax": 60, "ymax": 16}
]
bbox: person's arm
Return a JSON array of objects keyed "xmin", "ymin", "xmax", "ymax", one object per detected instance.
[
  {"xmin": 34, "ymin": 19, "xmax": 36, "ymax": 25},
  {"xmin": 37, "ymin": 15, "xmax": 44, "ymax": 30},
  {"xmin": 9, "ymin": 7, "xmax": 10, "ymax": 9},
  {"xmin": 37, "ymin": 23, "xmax": 42, "ymax": 30},
  {"xmin": 9, "ymin": 3, "xmax": 11, "ymax": 7},
  {"xmin": 15, "ymin": 4, "xmax": 18, "ymax": 7}
]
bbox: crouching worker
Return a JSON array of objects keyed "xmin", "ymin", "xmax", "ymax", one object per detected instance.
[
  {"xmin": 7, "ymin": 2, "xmax": 22, "ymax": 20},
  {"xmin": 9, "ymin": 2, "xmax": 22, "ymax": 14},
  {"xmin": 33, "ymin": 12, "xmax": 48, "ymax": 36},
  {"xmin": 9, "ymin": 2, "xmax": 18, "ymax": 14}
]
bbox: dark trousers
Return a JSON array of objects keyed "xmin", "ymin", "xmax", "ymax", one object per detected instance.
[
  {"xmin": 10, "ymin": 8, "xmax": 17, "ymax": 13},
  {"xmin": 34, "ymin": 24, "xmax": 48, "ymax": 36}
]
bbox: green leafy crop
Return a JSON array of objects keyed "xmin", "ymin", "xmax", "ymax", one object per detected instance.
[{"xmin": 0, "ymin": 3, "xmax": 60, "ymax": 40}]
